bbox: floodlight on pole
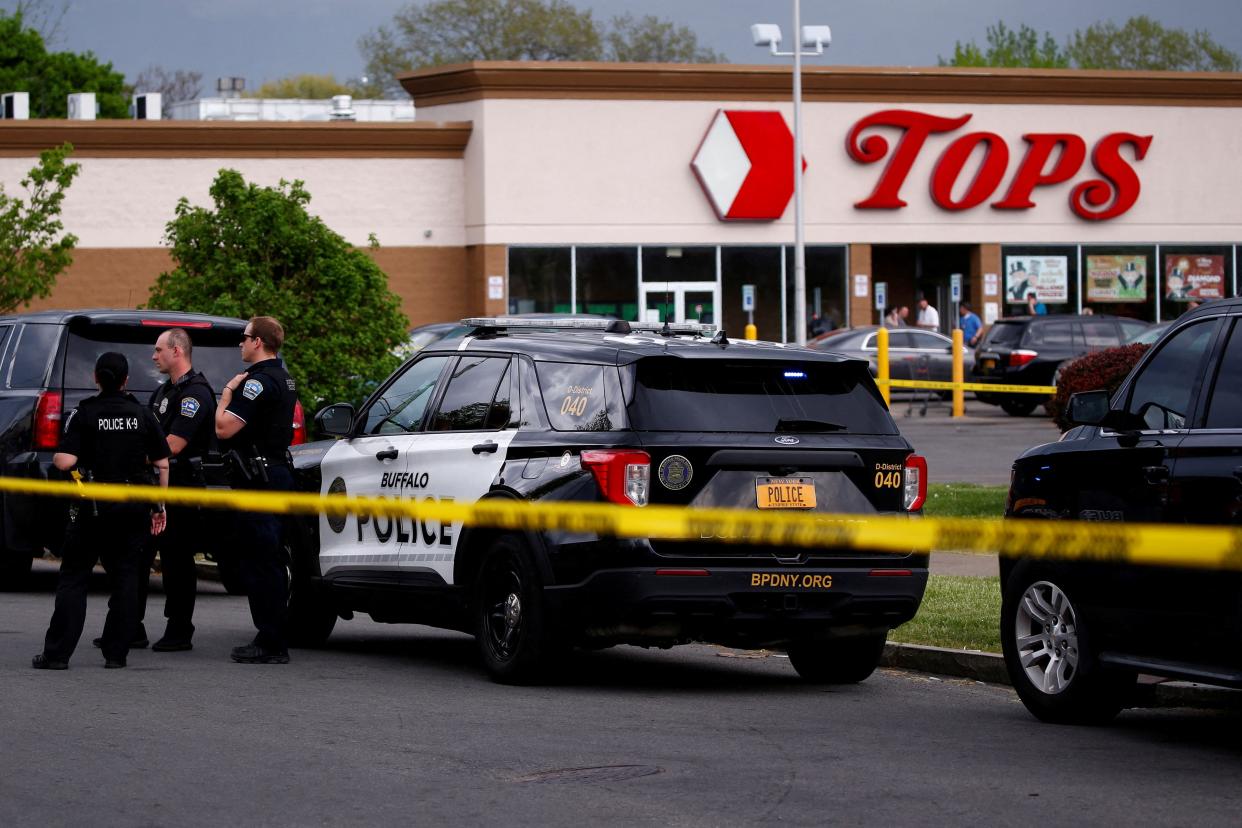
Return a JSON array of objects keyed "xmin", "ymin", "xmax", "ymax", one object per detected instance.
[{"xmin": 751, "ymin": 4, "xmax": 830, "ymax": 346}]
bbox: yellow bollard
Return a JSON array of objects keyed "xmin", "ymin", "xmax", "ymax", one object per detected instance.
[
  {"xmin": 745, "ymin": 323, "xmax": 757, "ymax": 341},
  {"xmin": 876, "ymin": 326, "xmax": 890, "ymax": 406},
  {"xmin": 952, "ymin": 328, "xmax": 964, "ymax": 418}
]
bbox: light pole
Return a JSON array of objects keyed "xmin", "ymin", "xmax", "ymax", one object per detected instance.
[{"xmin": 752, "ymin": 7, "xmax": 830, "ymax": 346}]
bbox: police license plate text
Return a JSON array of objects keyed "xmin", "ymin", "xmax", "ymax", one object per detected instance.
[
  {"xmin": 750, "ymin": 573, "xmax": 833, "ymax": 589},
  {"xmin": 755, "ymin": 477, "xmax": 816, "ymax": 509}
]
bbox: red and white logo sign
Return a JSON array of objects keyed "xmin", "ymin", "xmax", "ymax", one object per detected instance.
[{"xmin": 691, "ymin": 110, "xmax": 805, "ymax": 221}]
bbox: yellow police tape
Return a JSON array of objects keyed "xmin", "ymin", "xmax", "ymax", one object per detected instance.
[
  {"xmin": 2, "ymin": 476, "xmax": 1240, "ymax": 572},
  {"xmin": 880, "ymin": 379, "xmax": 1057, "ymax": 395}
]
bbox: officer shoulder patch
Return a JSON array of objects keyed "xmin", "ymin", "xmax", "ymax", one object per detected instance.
[
  {"xmin": 180, "ymin": 397, "xmax": 200, "ymax": 418},
  {"xmin": 242, "ymin": 378, "xmax": 263, "ymax": 400}
]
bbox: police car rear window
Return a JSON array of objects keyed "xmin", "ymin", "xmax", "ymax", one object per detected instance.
[
  {"xmin": 536, "ymin": 362, "xmax": 620, "ymax": 431},
  {"xmin": 628, "ymin": 357, "xmax": 897, "ymax": 434},
  {"xmin": 65, "ymin": 327, "xmax": 245, "ymax": 394}
]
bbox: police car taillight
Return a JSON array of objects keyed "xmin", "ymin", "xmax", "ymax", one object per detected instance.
[
  {"xmin": 903, "ymin": 454, "xmax": 927, "ymax": 512},
  {"xmin": 580, "ymin": 450, "xmax": 650, "ymax": 507},
  {"xmin": 291, "ymin": 400, "xmax": 306, "ymax": 446},
  {"xmin": 33, "ymin": 391, "xmax": 63, "ymax": 451}
]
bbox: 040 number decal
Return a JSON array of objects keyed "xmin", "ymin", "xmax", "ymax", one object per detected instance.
[{"xmin": 875, "ymin": 471, "xmax": 902, "ymax": 489}]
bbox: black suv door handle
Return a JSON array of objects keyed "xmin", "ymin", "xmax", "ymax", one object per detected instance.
[
  {"xmin": 375, "ymin": 447, "xmax": 398, "ymax": 461},
  {"xmin": 472, "ymin": 441, "xmax": 498, "ymax": 455},
  {"xmin": 1143, "ymin": 465, "xmax": 1170, "ymax": 485}
]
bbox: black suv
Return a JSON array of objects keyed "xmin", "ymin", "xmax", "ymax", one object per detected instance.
[
  {"xmin": 0, "ymin": 309, "xmax": 305, "ymax": 586},
  {"xmin": 1002, "ymin": 298, "xmax": 1242, "ymax": 723},
  {"xmin": 287, "ymin": 317, "xmax": 929, "ymax": 684},
  {"xmin": 973, "ymin": 314, "xmax": 1149, "ymax": 416}
]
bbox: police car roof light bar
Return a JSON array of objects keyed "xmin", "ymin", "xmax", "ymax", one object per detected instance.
[{"xmin": 461, "ymin": 317, "xmax": 717, "ymax": 336}]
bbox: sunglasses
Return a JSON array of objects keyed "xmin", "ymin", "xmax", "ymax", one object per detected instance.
[{"xmin": 240, "ymin": 333, "xmax": 260, "ymax": 343}]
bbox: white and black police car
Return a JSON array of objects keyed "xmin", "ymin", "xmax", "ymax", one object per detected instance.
[{"xmin": 287, "ymin": 317, "xmax": 929, "ymax": 684}]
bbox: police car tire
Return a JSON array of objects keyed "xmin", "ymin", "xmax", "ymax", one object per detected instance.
[
  {"xmin": 288, "ymin": 576, "xmax": 337, "ymax": 648},
  {"xmin": 1000, "ymin": 398, "xmax": 1039, "ymax": 417},
  {"xmin": 1000, "ymin": 563, "xmax": 1135, "ymax": 725},
  {"xmin": 474, "ymin": 535, "xmax": 561, "ymax": 685},
  {"xmin": 787, "ymin": 633, "xmax": 886, "ymax": 684}
]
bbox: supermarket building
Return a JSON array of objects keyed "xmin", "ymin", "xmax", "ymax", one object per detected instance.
[{"xmin": 1, "ymin": 61, "xmax": 1240, "ymax": 340}]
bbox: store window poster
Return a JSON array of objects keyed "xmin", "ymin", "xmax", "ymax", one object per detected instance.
[
  {"xmin": 1086, "ymin": 255, "xmax": 1147, "ymax": 302},
  {"xmin": 1165, "ymin": 254, "xmax": 1225, "ymax": 301},
  {"xmin": 1005, "ymin": 256, "xmax": 1068, "ymax": 304}
]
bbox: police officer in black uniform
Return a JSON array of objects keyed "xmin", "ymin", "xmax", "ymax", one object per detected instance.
[
  {"xmin": 33, "ymin": 352, "xmax": 170, "ymax": 670},
  {"xmin": 144, "ymin": 327, "xmax": 217, "ymax": 651},
  {"xmin": 215, "ymin": 316, "xmax": 297, "ymax": 664}
]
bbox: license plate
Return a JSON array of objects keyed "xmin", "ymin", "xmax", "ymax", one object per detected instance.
[
  {"xmin": 755, "ymin": 477, "xmax": 816, "ymax": 509},
  {"xmin": 981, "ymin": 358, "xmax": 996, "ymax": 370}
]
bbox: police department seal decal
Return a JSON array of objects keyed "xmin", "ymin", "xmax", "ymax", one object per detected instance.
[
  {"xmin": 326, "ymin": 477, "xmax": 348, "ymax": 534},
  {"xmin": 158, "ymin": 398, "xmax": 168, "ymax": 415},
  {"xmin": 242, "ymin": 378, "xmax": 263, "ymax": 400},
  {"xmin": 180, "ymin": 397, "xmax": 200, "ymax": 418},
  {"xmin": 658, "ymin": 455, "xmax": 693, "ymax": 490}
]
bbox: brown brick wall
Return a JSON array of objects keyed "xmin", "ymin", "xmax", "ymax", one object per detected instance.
[
  {"xmin": 23, "ymin": 246, "xmax": 472, "ymax": 328},
  {"xmin": 467, "ymin": 244, "xmax": 509, "ymax": 316},
  {"xmin": 848, "ymin": 243, "xmax": 873, "ymax": 327}
]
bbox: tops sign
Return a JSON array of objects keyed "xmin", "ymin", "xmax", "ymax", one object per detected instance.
[{"xmin": 846, "ymin": 110, "xmax": 1152, "ymax": 222}]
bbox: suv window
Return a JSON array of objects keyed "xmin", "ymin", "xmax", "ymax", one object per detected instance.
[
  {"xmin": 366, "ymin": 355, "xmax": 450, "ymax": 435},
  {"xmin": 537, "ymin": 362, "xmax": 618, "ymax": 431},
  {"xmin": 64, "ymin": 325, "xmax": 245, "ymax": 393},
  {"xmin": 629, "ymin": 358, "xmax": 897, "ymax": 434},
  {"xmin": 1125, "ymin": 319, "xmax": 1218, "ymax": 430},
  {"xmin": 8, "ymin": 323, "xmax": 61, "ymax": 388},
  {"xmin": 983, "ymin": 322, "xmax": 1023, "ymax": 348},
  {"xmin": 430, "ymin": 356, "xmax": 511, "ymax": 432},
  {"xmin": 1022, "ymin": 322, "xmax": 1076, "ymax": 348},
  {"xmin": 1204, "ymin": 320, "xmax": 1242, "ymax": 430}
]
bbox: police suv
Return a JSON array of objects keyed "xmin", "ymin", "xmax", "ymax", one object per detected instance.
[{"xmin": 288, "ymin": 318, "xmax": 928, "ymax": 684}]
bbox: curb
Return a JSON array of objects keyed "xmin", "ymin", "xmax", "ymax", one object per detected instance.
[{"xmin": 882, "ymin": 642, "xmax": 1242, "ymax": 711}]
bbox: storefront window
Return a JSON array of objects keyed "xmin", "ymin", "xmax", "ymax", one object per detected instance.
[
  {"xmin": 999, "ymin": 246, "xmax": 1079, "ymax": 317},
  {"xmin": 574, "ymin": 247, "xmax": 638, "ymax": 320},
  {"xmin": 508, "ymin": 247, "xmax": 571, "ymax": 314},
  {"xmin": 784, "ymin": 246, "xmax": 846, "ymax": 341},
  {"xmin": 1158, "ymin": 244, "xmax": 1235, "ymax": 321},
  {"xmin": 640, "ymin": 246, "xmax": 716, "ymax": 283},
  {"xmin": 721, "ymin": 247, "xmax": 782, "ymax": 341},
  {"xmin": 1082, "ymin": 245, "xmax": 1156, "ymax": 322}
]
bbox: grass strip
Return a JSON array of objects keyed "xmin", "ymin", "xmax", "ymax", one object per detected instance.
[
  {"xmin": 923, "ymin": 483, "xmax": 1007, "ymax": 519},
  {"xmin": 889, "ymin": 574, "xmax": 1002, "ymax": 653}
]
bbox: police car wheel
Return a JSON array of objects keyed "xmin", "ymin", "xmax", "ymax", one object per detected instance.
[
  {"xmin": 786, "ymin": 633, "xmax": 886, "ymax": 684},
  {"xmin": 475, "ymin": 536, "xmax": 560, "ymax": 685},
  {"xmin": 288, "ymin": 573, "xmax": 336, "ymax": 648},
  {"xmin": 1001, "ymin": 564, "xmax": 1134, "ymax": 725}
]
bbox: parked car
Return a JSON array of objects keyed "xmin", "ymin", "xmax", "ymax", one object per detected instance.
[
  {"xmin": 1002, "ymin": 298, "xmax": 1242, "ymax": 723},
  {"xmin": 807, "ymin": 325, "xmax": 975, "ymax": 386},
  {"xmin": 1125, "ymin": 320, "xmax": 1171, "ymax": 345},
  {"xmin": 972, "ymin": 314, "xmax": 1150, "ymax": 416},
  {"xmin": 0, "ymin": 310, "xmax": 306, "ymax": 586},
  {"xmin": 286, "ymin": 316, "xmax": 929, "ymax": 684}
]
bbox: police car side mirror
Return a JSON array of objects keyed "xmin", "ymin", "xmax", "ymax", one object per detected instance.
[
  {"xmin": 1067, "ymin": 390, "xmax": 1110, "ymax": 427},
  {"xmin": 314, "ymin": 403, "xmax": 355, "ymax": 438}
]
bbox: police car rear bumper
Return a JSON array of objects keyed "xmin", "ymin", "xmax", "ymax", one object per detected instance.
[{"xmin": 544, "ymin": 565, "xmax": 928, "ymax": 648}]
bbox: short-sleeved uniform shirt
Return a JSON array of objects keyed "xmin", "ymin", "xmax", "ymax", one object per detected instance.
[
  {"xmin": 149, "ymin": 369, "xmax": 217, "ymax": 480},
  {"xmin": 223, "ymin": 357, "xmax": 296, "ymax": 461},
  {"xmin": 61, "ymin": 391, "xmax": 170, "ymax": 484}
]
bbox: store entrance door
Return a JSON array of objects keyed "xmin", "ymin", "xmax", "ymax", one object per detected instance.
[{"xmin": 641, "ymin": 282, "xmax": 720, "ymax": 325}]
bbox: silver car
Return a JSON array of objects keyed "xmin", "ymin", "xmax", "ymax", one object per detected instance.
[{"xmin": 807, "ymin": 325, "xmax": 976, "ymax": 384}]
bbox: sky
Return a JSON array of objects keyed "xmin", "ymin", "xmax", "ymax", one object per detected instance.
[{"xmin": 6, "ymin": 0, "xmax": 1241, "ymax": 94}]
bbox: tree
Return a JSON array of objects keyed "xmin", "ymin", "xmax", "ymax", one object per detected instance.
[
  {"xmin": 940, "ymin": 22, "xmax": 1068, "ymax": 68},
  {"xmin": 0, "ymin": 143, "xmax": 80, "ymax": 313},
  {"xmin": 148, "ymin": 170, "xmax": 409, "ymax": 410},
  {"xmin": 131, "ymin": 64, "xmax": 203, "ymax": 108},
  {"xmin": 359, "ymin": 0, "xmax": 723, "ymax": 98},
  {"xmin": 1068, "ymin": 16, "xmax": 1240, "ymax": 72},
  {"xmin": 0, "ymin": 10, "xmax": 128, "ymax": 117},
  {"xmin": 246, "ymin": 73, "xmax": 365, "ymax": 99},
  {"xmin": 3, "ymin": 0, "xmax": 68, "ymax": 45},
  {"xmin": 941, "ymin": 16, "xmax": 1240, "ymax": 72}
]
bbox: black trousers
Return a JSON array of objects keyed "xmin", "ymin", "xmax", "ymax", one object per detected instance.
[
  {"xmin": 138, "ymin": 502, "xmax": 202, "ymax": 639},
  {"xmin": 43, "ymin": 503, "xmax": 150, "ymax": 664},
  {"xmin": 238, "ymin": 465, "xmax": 293, "ymax": 652}
]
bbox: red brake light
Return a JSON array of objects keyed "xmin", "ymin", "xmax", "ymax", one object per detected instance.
[
  {"xmin": 580, "ymin": 449, "xmax": 650, "ymax": 506},
  {"xmin": 903, "ymin": 453, "xmax": 927, "ymax": 512},
  {"xmin": 34, "ymin": 391, "xmax": 63, "ymax": 451},
  {"xmin": 141, "ymin": 319, "xmax": 212, "ymax": 329},
  {"xmin": 1009, "ymin": 349, "xmax": 1038, "ymax": 367},
  {"xmin": 291, "ymin": 400, "xmax": 306, "ymax": 446}
]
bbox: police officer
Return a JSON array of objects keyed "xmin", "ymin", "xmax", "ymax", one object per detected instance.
[
  {"xmin": 33, "ymin": 352, "xmax": 170, "ymax": 670},
  {"xmin": 215, "ymin": 316, "xmax": 296, "ymax": 664},
  {"xmin": 143, "ymin": 327, "xmax": 217, "ymax": 651}
]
